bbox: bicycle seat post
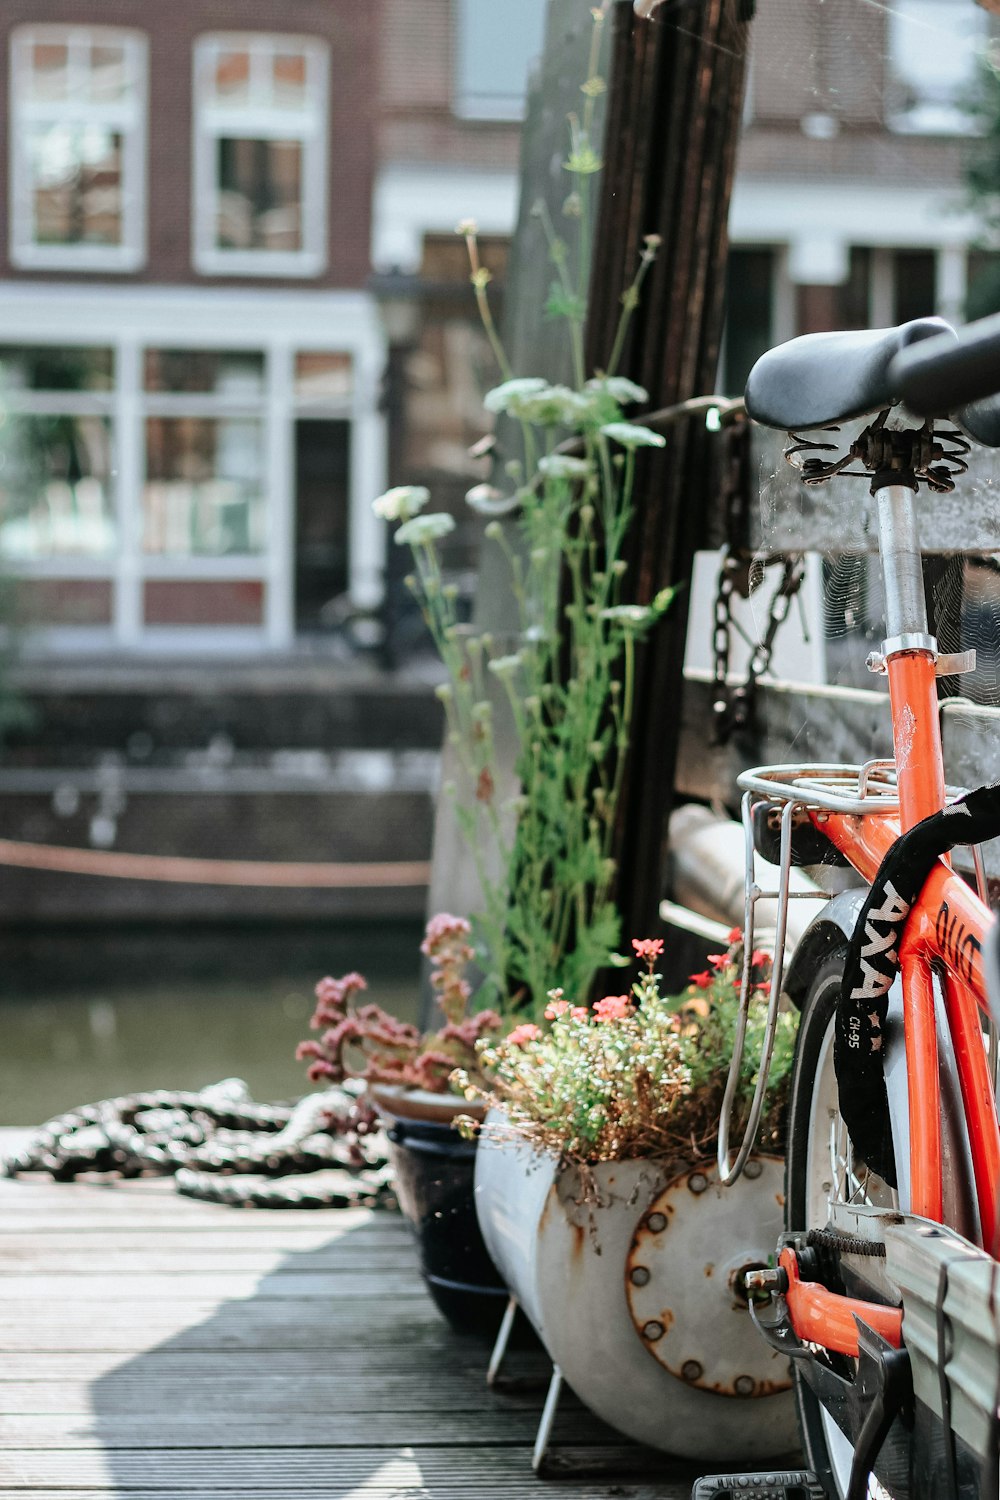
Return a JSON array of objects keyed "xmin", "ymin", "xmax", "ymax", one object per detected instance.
[{"xmin": 870, "ymin": 471, "xmax": 946, "ymax": 830}]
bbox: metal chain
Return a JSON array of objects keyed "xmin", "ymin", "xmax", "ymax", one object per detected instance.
[{"xmin": 711, "ymin": 418, "xmax": 807, "ymax": 742}]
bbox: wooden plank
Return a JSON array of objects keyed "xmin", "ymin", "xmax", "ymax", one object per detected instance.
[
  {"xmin": 0, "ymin": 1272, "xmax": 424, "ymax": 1300},
  {"xmin": 0, "ymin": 1447, "xmax": 692, "ymax": 1491},
  {"xmin": 0, "ymin": 1247, "xmax": 417, "ymax": 1272},
  {"xmin": 749, "ymin": 424, "xmax": 1000, "ymax": 555},
  {"xmin": 0, "ymin": 1409, "xmax": 616, "ymax": 1450},
  {"xmin": 0, "ymin": 1488, "xmax": 686, "ymax": 1500}
]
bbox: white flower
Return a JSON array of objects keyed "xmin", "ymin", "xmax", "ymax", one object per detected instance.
[
  {"xmin": 372, "ymin": 485, "xmax": 430, "ymax": 522},
  {"xmin": 600, "ymin": 604, "xmax": 654, "ymax": 629},
  {"xmin": 487, "ymin": 653, "xmax": 523, "ymax": 678},
  {"xmin": 537, "ymin": 454, "xmax": 592, "ymax": 481},
  {"xmin": 483, "ymin": 378, "xmax": 549, "ymax": 415},
  {"xmin": 484, "ymin": 380, "xmax": 591, "ymax": 427},
  {"xmin": 465, "ymin": 483, "xmax": 521, "ymax": 517},
  {"xmin": 600, "ymin": 422, "xmax": 665, "ymax": 449},
  {"xmin": 394, "ymin": 512, "xmax": 456, "ymax": 546},
  {"xmin": 585, "ymin": 375, "xmax": 649, "ymax": 406}
]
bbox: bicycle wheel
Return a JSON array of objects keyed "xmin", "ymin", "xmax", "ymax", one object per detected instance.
[{"xmin": 785, "ymin": 948, "xmax": 899, "ymax": 1500}]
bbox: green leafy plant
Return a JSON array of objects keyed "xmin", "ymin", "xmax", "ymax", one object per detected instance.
[
  {"xmin": 455, "ymin": 934, "xmax": 797, "ymax": 1165},
  {"xmin": 373, "ymin": 6, "xmax": 675, "ymax": 1019}
]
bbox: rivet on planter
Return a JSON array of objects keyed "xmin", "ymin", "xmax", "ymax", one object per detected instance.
[
  {"xmin": 744, "ymin": 1159, "xmax": 763, "ymax": 1180},
  {"xmin": 630, "ymin": 1265, "xmax": 651, "ymax": 1287},
  {"xmin": 646, "ymin": 1212, "xmax": 667, "ymax": 1232},
  {"xmin": 734, "ymin": 1374, "xmax": 756, "ymax": 1396},
  {"xmin": 688, "ymin": 1172, "xmax": 709, "ymax": 1195},
  {"xmin": 681, "ymin": 1359, "xmax": 704, "ymax": 1381},
  {"xmin": 642, "ymin": 1319, "xmax": 665, "ymax": 1341}
]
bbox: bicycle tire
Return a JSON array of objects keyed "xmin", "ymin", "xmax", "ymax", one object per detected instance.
[{"xmin": 785, "ymin": 948, "xmax": 900, "ymax": 1500}]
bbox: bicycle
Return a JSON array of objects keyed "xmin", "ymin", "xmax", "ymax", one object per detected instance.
[{"xmin": 699, "ymin": 311, "xmax": 1000, "ymax": 1500}]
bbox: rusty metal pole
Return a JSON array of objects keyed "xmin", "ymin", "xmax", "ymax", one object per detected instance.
[{"xmin": 585, "ymin": 0, "xmax": 754, "ymax": 945}]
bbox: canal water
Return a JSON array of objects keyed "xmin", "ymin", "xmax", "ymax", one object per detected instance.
[{"xmin": 0, "ymin": 921, "xmax": 424, "ymax": 1127}]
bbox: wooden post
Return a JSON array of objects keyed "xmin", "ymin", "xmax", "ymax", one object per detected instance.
[{"xmin": 585, "ymin": 0, "xmax": 754, "ymax": 943}]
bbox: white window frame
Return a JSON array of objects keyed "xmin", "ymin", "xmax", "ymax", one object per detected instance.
[
  {"xmin": 9, "ymin": 25, "xmax": 147, "ymax": 272},
  {"xmin": 192, "ymin": 33, "xmax": 329, "ymax": 278}
]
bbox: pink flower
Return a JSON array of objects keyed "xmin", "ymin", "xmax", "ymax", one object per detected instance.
[
  {"xmin": 421, "ymin": 912, "xmax": 472, "ymax": 956},
  {"xmin": 689, "ymin": 971, "xmax": 713, "ymax": 989},
  {"xmin": 507, "ymin": 1023, "xmax": 542, "ymax": 1046},
  {"xmin": 545, "ymin": 998, "xmax": 570, "ymax": 1019},
  {"xmin": 631, "ymin": 938, "xmax": 664, "ymax": 961},
  {"xmin": 592, "ymin": 994, "xmax": 631, "ymax": 1022},
  {"xmin": 751, "ymin": 949, "xmax": 770, "ymax": 967},
  {"xmin": 570, "ymin": 1006, "xmax": 589, "ymax": 1021}
]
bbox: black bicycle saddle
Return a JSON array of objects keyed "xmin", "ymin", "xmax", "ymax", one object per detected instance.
[
  {"xmin": 744, "ymin": 317, "xmax": 956, "ymax": 431},
  {"xmin": 956, "ymin": 394, "xmax": 1000, "ymax": 448}
]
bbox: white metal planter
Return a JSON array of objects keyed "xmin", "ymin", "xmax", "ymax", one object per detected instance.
[{"xmin": 474, "ymin": 1121, "xmax": 796, "ymax": 1463}]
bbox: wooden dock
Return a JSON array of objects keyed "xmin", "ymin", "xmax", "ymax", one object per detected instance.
[{"xmin": 0, "ymin": 1129, "xmax": 695, "ymax": 1500}]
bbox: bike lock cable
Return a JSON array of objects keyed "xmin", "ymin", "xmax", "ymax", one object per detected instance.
[{"xmin": 836, "ymin": 781, "xmax": 1000, "ymax": 1186}]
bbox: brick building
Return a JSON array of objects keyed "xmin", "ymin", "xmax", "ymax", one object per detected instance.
[{"xmin": 723, "ymin": 0, "xmax": 993, "ymax": 390}]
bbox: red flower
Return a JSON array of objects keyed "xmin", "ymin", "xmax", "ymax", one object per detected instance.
[
  {"xmin": 631, "ymin": 938, "xmax": 664, "ymax": 961},
  {"xmin": 707, "ymin": 952, "xmax": 729, "ymax": 970},
  {"xmin": 689, "ymin": 971, "xmax": 713, "ymax": 989},
  {"xmin": 756, "ymin": 981, "xmax": 772, "ymax": 996},
  {"xmin": 507, "ymin": 1023, "xmax": 542, "ymax": 1047},
  {"xmin": 727, "ymin": 927, "xmax": 742, "ymax": 944},
  {"xmin": 751, "ymin": 949, "xmax": 770, "ymax": 968},
  {"xmin": 592, "ymin": 994, "xmax": 631, "ymax": 1022}
]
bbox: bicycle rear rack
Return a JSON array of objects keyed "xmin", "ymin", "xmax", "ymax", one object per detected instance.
[{"xmin": 717, "ymin": 759, "xmax": 985, "ymax": 1186}]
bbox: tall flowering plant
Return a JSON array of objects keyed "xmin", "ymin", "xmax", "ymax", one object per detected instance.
[
  {"xmin": 455, "ymin": 934, "xmax": 797, "ymax": 1165},
  {"xmin": 374, "ymin": 6, "xmax": 675, "ymax": 1019}
]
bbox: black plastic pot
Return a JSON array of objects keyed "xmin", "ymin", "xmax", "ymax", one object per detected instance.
[{"xmin": 386, "ymin": 1115, "xmax": 508, "ymax": 1338}]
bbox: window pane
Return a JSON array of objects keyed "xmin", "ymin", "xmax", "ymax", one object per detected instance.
[
  {"xmin": 294, "ymin": 353, "xmax": 352, "ymax": 401},
  {"xmin": 887, "ymin": 0, "xmax": 987, "ymax": 132},
  {"xmin": 216, "ymin": 138, "xmax": 302, "ymax": 251},
  {"xmin": 0, "ymin": 346, "xmax": 113, "ymax": 392},
  {"xmin": 28, "ymin": 124, "xmax": 122, "ymax": 246},
  {"xmin": 144, "ymin": 349, "xmax": 265, "ymax": 396},
  {"xmin": 893, "ymin": 250, "xmax": 936, "ymax": 324},
  {"xmin": 455, "ymin": 0, "xmax": 546, "ymax": 119},
  {"xmin": 90, "ymin": 44, "xmax": 128, "ymax": 103},
  {"xmin": 29, "ymin": 41, "xmax": 68, "ymax": 101},
  {"xmin": 215, "ymin": 49, "xmax": 250, "ymax": 103},
  {"xmin": 273, "ymin": 51, "xmax": 308, "ymax": 109},
  {"xmin": 143, "ymin": 417, "xmax": 265, "ymax": 556},
  {"xmin": 0, "ymin": 414, "xmax": 115, "ymax": 559}
]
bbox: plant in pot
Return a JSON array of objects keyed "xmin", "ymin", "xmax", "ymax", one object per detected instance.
[
  {"xmin": 296, "ymin": 913, "xmax": 510, "ymax": 1334},
  {"xmin": 458, "ymin": 934, "xmax": 802, "ymax": 1466}
]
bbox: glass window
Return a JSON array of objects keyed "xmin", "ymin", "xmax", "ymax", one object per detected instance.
[
  {"xmin": 142, "ymin": 417, "xmax": 265, "ymax": 558},
  {"xmin": 0, "ymin": 345, "xmax": 114, "ymax": 393},
  {"xmin": 454, "ymin": 0, "xmax": 546, "ymax": 120},
  {"xmin": 192, "ymin": 33, "xmax": 328, "ymax": 275},
  {"xmin": 9, "ymin": 26, "xmax": 147, "ymax": 269},
  {"xmin": 0, "ymin": 414, "xmax": 115, "ymax": 560},
  {"xmin": 143, "ymin": 349, "xmax": 265, "ymax": 396},
  {"xmin": 886, "ymin": 0, "xmax": 988, "ymax": 134},
  {"xmin": 294, "ymin": 352, "xmax": 353, "ymax": 402}
]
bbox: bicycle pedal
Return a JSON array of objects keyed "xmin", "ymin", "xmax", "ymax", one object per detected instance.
[{"xmin": 691, "ymin": 1473, "xmax": 825, "ymax": 1500}]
